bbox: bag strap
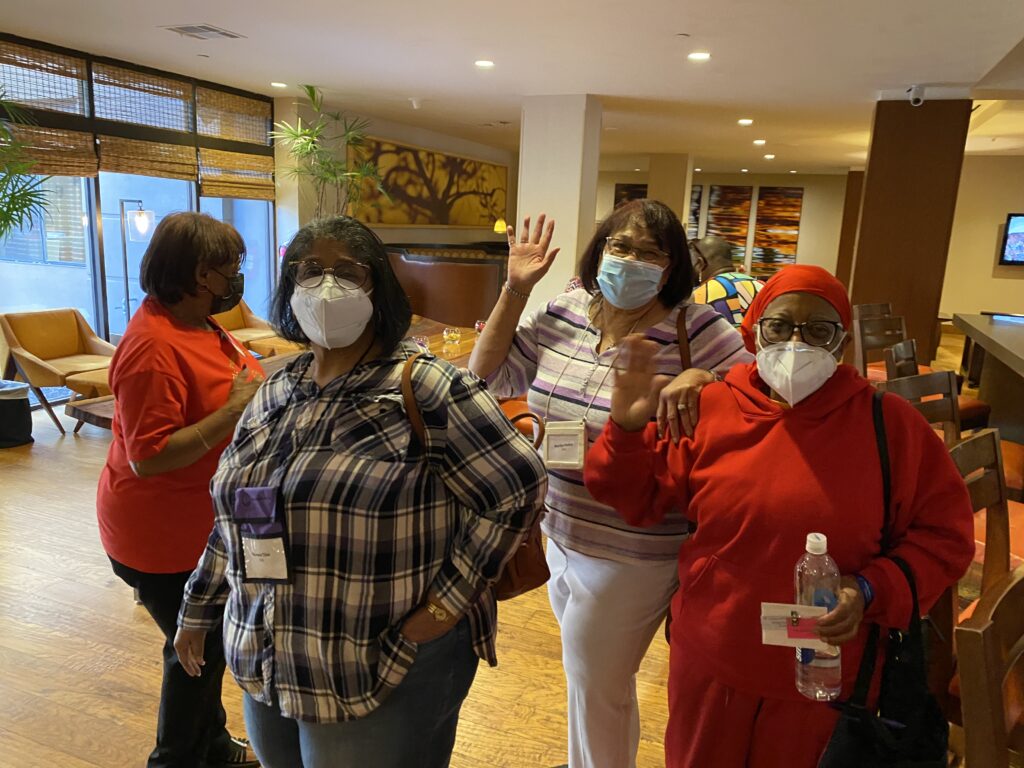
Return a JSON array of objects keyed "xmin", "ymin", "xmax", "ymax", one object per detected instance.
[
  {"xmin": 676, "ymin": 304, "xmax": 692, "ymax": 370},
  {"xmin": 509, "ymin": 411, "xmax": 546, "ymax": 450},
  {"xmin": 849, "ymin": 390, "xmax": 893, "ymax": 706},
  {"xmin": 401, "ymin": 352, "xmax": 427, "ymax": 446}
]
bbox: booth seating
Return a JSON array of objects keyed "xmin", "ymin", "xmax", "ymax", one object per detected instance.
[{"xmin": 0, "ymin": 308, "xmax": 116, "ymax": 434}]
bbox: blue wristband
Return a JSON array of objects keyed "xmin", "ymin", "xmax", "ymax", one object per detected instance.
[{"xmin": 854, "ymin": 574, "xmax": 875, "ymax": 608}]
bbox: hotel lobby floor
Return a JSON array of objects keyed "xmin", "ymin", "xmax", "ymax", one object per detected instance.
[{"xmin": 0, "ymin": 410, "xmax": 670, "ymax": 768}]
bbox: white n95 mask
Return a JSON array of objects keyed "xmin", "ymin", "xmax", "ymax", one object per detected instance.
[
  {"xmin": 290, "ymin": 277, "xmax": 373, "ymax": 349},
  {"xmin": 756, "ymin": 340, "xmax": 838, "ymax": 405}
]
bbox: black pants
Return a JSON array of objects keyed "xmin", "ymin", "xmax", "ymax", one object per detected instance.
[{"xmin": 110, "ymin": 557, "xmax": 233, "ymax": 768}]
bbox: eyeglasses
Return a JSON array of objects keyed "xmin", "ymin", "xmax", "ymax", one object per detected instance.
[
  {"xmin": 290, "ymin": 259, "xmax": 371, "ymax": 290},
  {"xmin": 605, "ymin": 236, "xmax": 669, "ymax": 265},
  {"xmin": 758, "ymin": 317, "xmax": 844, "ymax": 348}
]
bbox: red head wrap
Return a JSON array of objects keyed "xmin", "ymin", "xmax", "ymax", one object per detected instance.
[{"xmin": 739, "ymin": 265, "xmax": 852, "ymax": 352}]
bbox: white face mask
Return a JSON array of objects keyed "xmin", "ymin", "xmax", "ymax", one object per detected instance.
[
  {"xmin": 755, "ymin": 337, "xmax": 840, "ymax": 405},
  {"xmin": 290, "ymin": 276, "xmax": 373, "ymax": 349}
]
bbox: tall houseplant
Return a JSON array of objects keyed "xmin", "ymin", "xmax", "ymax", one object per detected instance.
[
  {"xmin": 0, "ymin": 86, "xmax": 49, "ymax": 241},
  {"xmin": 270, "ymin": 85, "xmax": 384, "ymax": 220}
]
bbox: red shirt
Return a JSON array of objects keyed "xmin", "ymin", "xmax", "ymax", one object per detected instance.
[
  {"xmin": 584, "ymin": 363, "xmax": 974, "ymax": 701},
  {"xmin": 97, "ymin": 297, "xmax": 264, "ymax": 573}
]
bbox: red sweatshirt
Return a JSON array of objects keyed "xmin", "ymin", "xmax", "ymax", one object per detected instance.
[{"xmin": 584, "ymin": 362, "xmax": 974, "ymax": 701}]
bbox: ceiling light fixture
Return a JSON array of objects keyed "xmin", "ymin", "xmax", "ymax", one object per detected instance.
[
  {"xmin": 687, "ymin": 51, "xmax": 711, "ymax": 62},
  {"xmin": 741, "ymin": 169, "xmax": 749, "ymax": 173},
  {"xmin": 634, "ymin": 168, "xmax": 641, "ymax": 171},
  {"xmin": 738, "ymin": 118, "xmax": 754, "ymax": 126},
  {"xmin": 474, "ymin": 60, "xmax": 495, "ymax": 69},
  {"xmin": 764, "ymin": 154, "xmax": 776, "ymax": 160},
  {"xmin": 695, "ymin": 168, "xmax": 702, "ymax": 172},
  {"xmin": 753, "ymin": 139, "xmax": 766, "ymax": 146},
  {"xmin": 270, "ymin": 82, "xmax": 287, "ymax": 88},
  {"xmin": 789, "ymin": 170, "xmax": 798, "ymax": 174}
]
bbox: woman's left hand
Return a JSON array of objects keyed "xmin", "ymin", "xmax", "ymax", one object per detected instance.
[
  {"xmin": 656, "ymin": 369, "xmax": 717, "ymax": 443},
  {"xmin": 816, "ymin": 577, "xmax": 866, "ymax": 645},
  {"xmin": 400, "ymin": 597, "xmax": 459, "ymax": 645}
]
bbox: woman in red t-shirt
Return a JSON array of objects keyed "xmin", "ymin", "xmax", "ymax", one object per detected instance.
[{"xmin": 96, "ymin": 212, "xmax": 264, "ymax": 768}]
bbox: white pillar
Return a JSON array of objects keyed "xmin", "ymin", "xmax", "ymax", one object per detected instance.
[
  {"xmin": 646, "ymin": 154, "xmax": 694, "ymax": 224},
  {"xmin": 516, "ymin": 95, "xmax": 602, "ymax": 313}
]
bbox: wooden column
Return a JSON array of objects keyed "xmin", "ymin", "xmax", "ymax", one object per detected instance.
[
  {"xmin": 849, "ymin": 99, "xmax": 971, "ymax": 361},
  {"xmin": 834, "ymin": 170, "xmax": 864, "ymax": 287}
]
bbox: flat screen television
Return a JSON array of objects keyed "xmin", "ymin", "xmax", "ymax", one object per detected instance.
[{"xmin": 998, "ymin": 213, "xmax": 1024, "ymax": 265}]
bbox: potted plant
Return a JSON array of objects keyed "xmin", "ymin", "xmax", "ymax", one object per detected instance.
[
  {"xmin": 0, "ymin": 86, "xmax": 49, "ymax": 241},
  {"xmin": 270, "ymin": 85, "xmax": 385, "ymax": 220}
]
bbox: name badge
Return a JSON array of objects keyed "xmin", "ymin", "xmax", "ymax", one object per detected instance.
[
  {"xmin": 543, "ymin": 420, "xmax": 587, "ymax": 469},
  {"xmin": 233, "ymin": 487, "xmax": 290, "ymax": 584},
  {"xmin": 760, "ymin": 602, "xmax": 830, "ymax": 650}
]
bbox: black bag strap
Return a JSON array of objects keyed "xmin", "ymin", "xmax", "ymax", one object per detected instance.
[{"xmin": 849, "ymin": 390, "xmax": 893, "ymax": 706}]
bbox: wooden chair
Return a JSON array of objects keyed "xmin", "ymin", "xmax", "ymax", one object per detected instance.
[
  {"xmin": 0, "ymin": 308, "xmax": 116, "ymax": 434},
  {"xmin": 876, "ymin": 370, "xmax": 961, "ymax": 447},
  {"xmin": 885, "ymin": 338, "xmax": 990, "ymax": 431},
  {"xmin": 925, "ymin": 430, "xmax": 1015, "ymax": 727},
  {"xmin": 852, "ymin": 301, "xmax": 893, "ymax": 322},
  {"xmin": 955, "ymin": 564, "xmax": 1024, "ymax": 768},
  {"xmin": 854, "ymin": 314, "xmax": 915, "ymax": 379}
]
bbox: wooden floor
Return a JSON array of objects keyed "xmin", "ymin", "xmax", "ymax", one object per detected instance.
[{"xmin": 0, "ymin": 410, "xmax": 669, "ymax": 768}]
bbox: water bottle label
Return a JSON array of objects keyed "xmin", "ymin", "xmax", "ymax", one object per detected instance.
[{"xmin": 798, "ymin": 647, "xmax": 815, "ymax": 665}]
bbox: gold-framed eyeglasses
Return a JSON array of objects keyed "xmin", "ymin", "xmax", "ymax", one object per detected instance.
[
  {"xmin": 290, "ymin": 259, "xmax": 371, "ymax": 289},
  {"xmin": 605, "ymin": 236, "xmax": 669, "ymax": 265},
  {"xmin": 758, "ymin": 317, "xmax": 844, "ymax": 347}
]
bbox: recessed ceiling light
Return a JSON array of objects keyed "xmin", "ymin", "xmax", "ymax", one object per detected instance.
[
  {"xmin": 741, "ymin": 168, "xmax": 749, "ymax": 173},
  {"xmin": 738, "ymin": 118, "xmax": 754, "ymax": 126},
  {"xmin": 789, "ymin": 170, "xmax": 798, "ymax": 174},
  {"xmin": 634, "ymin": 168, "xmax": 641, "ymax": 171},
  {"xmin": 687, "ymin": 51, "xmax": 711, "ymax": 62},
  {"xmin": 695, "ymin": 168, "xmax": 702, "ymax": 172},
  {"xmin": 764, "ymin": 154, "xmax": 776, "ymax": 160},
  {"xmin": 475, "ymin": 60, "xmax": 495, "ymax": 69},
  {"xmin": 270, "ymin": 82, "xmax": 287, "ymax": 88},
  {"xmin": 753, "ymin": 139, "xmax": 766, "ymax": 146}
]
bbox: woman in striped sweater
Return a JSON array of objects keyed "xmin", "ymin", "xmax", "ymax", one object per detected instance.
[{"xmin": 469, "ymin": 200, "xmax": 751, "ymax": 768}]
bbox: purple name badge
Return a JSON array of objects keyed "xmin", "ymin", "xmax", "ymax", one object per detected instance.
[{"xmin": 233, "ymin": 486, "xmax": 283, "ymax": 536}]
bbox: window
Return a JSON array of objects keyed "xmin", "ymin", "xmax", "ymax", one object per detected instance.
[{"xmin": 0, "ymin": 176, "xmax": 98, "ymax": 328}]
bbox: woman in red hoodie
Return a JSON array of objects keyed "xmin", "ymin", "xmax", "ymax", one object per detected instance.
[{"xmin": 584, "ymin": 265, "xmax": 974, "ymax": 768}]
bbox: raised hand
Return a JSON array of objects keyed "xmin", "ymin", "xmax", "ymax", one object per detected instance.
[
  {"xmin": 610, "ymin": 335, "xmax": 672, "ymax": 432},
  {"xmin": 506, "ymin": 214, "xmax": 560, "ymax": 294}
]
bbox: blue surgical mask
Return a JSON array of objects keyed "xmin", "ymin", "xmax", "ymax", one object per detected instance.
[{"xmin": 596, "ymin": 253, "xmax": 666, "ymax": 310}]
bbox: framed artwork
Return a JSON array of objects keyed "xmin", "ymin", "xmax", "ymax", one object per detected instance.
[
  {"xmin": 349, "ymin": 137, "xmax": 507, "ymax": 226},
  {"xmin": 705, "ymin": 185, "xmax": 753, "ymax": 268},
  {"xmin": 687, "ymin": 185, "xmax": 703, "ymax": 239},
  {"xmin": 751, "ymin": 187, "xmax": 803, "ymax": 278},
  {"xmin": 614, "ymin": 183, "xmax": 648, "ymax": 208}
]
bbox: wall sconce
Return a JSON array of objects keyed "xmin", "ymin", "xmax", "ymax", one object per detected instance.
[{"xmin": 493, "ymin": 218, "xmax": 507, "ymax": 234}]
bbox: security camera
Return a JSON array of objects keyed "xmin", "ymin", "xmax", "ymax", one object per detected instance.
[{"xmin": 907, "ymin": 85, "xmax": 925, "ymax": 107}]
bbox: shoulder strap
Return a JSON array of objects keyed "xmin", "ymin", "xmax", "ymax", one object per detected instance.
[
  {"xmin": 401, "ymin": 352, "xmax": 426, "ymax": 445},
  {"xmin": 872, "ymin": 390, "xmax": 892, "ymax": 550},
  {"xmin": 676, "ymin": 304, "xmax": 692, "ymax": 370}
]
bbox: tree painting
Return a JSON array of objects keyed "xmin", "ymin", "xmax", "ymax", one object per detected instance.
[{"xmin": 349, "ymin": 137, "xmax": 507, "ymax": 226}]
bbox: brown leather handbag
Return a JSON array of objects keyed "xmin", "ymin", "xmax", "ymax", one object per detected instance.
[{"xmin": 401, "ymin": 354, "xmax": 550, "ymax": 601}]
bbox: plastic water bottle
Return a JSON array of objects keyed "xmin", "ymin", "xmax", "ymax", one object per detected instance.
[{"xmin": 795, "ymin": 532, "xmax": 842, "ymax": 701}]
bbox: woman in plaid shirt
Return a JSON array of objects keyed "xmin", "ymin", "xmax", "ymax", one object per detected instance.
[{"xmin": 174, "ymin": 217, "xmax": 547, "ymax": 768}]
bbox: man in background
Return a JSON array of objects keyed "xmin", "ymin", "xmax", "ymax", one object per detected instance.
[{"xmin": 690, "ymin": 236, "xmax": 765, "ymax": 327}]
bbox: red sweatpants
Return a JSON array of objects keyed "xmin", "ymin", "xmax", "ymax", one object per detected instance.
[{"xmin": 666, "ymin": 654, "xmax": 840, "ymax": 768}]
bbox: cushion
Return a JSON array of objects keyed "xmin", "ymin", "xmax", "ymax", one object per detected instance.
[
  {"xmin": 211, "ymin": 304, "xmax": 245, "ymax": 331},
  {"xmin": 65, "ymin": 368, "xmax": 112, "ymax": 398},
  {"xmin": 230, "ymin": 328, "xmax": 277, "ymax": 345},
  {"xmin": 247, "ymin": 337, "xmax": 306, "ymax": 358},
  {"xmin": 47, "ymin": 354, "xmax": 113, "ymax": 378},
  {"xmin": 5, "ymin": 309, "xmax": 83, "ymax": 359}
]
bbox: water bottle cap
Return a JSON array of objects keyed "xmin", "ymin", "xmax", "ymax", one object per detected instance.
[{"xmin": 806, "ymin": 532, "xmax": 828, "ymax": 555}]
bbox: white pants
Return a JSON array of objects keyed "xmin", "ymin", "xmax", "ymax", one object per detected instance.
[{"xmin": 547, "ymin": 539, "xmax": 679, "ymax": 768}]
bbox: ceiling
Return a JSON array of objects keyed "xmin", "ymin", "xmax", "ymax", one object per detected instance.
[{"xmin": 5, "ymin": 0, "xmax": 1024, "ymax": 173}]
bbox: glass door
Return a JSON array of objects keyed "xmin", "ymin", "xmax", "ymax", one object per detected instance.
[{"xmin": 98, "ymin": 172, "xmax": 194, "ymax": 341}]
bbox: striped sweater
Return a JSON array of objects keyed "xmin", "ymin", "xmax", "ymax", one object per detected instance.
[{"xmin": 485, "ymin": 289, "xmax": 752, "ymax": 563}]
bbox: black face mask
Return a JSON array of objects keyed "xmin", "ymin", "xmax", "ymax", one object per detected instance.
[{"xmin": 209, "ymin": 272, "xmax": 245, "ymax": 315}]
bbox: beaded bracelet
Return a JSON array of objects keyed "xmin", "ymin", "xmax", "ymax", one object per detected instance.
[{"xmin": 503, "ymin": 281, "xmax": 531, "ymax": 301}]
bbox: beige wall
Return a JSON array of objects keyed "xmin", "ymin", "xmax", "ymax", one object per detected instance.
[
  {"xmin": 596, "ymin": 171, "xmax": 848, "ymax": 273},
  {"xmin": 940, "ymin": 155, "xmax": 1024, "ymax": 315},
  {"xmin": 274, "ymin": 98, "xmax": 516, "ymax": 248}
]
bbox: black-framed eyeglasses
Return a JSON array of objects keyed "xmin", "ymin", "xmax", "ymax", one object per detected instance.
[
  {"xmin": 289, "ymin": 259, "xmax": 371, "ymax": 290},
  {"xmin": 758, "ymin": 317, "xmax": 845, "ymax": 347},
  {"xmin": 605, "ymin": 236, "xmax": 669, "ymax": 265}
]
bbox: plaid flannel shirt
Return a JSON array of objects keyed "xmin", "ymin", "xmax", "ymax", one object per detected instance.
[{"xmin": 179, "ymin": 341, "xmax": 547, "ymax": 723}]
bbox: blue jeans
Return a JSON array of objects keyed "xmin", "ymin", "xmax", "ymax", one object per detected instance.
[{"xmin": 243, "ymin": 619, "xmax": 479, "ymax": 768}]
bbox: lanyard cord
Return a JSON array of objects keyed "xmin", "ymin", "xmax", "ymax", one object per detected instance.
[{"xmin": 543, "ymin": 298, "xmax": 642, "ymax": 425}]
